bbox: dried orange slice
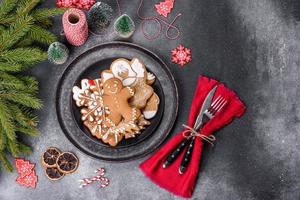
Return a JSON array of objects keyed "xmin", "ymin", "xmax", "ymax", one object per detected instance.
[
  {"xmin": 56, "ymin": 152, "xmax": 79, "ymax": 174},
  {"xmin": 45, "ymin": 167, "xmax": 65, "ymax": 181},
  {"xmin": 41, "ymin": 147, "xmax": 61, "ymax": 168}
]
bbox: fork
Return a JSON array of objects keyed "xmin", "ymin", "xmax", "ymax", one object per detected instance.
[
  {"xmin": 178, "ymin": 95, "xmax": 227, "ymax": 174},
  {"xmin": 163, "ymin": 95, "xmax": 227, "ymax": 170}
]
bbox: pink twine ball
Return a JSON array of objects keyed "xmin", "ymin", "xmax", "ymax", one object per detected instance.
[{"xmin": 62, "ymin": 8, "xmax": 88, "ymax": 46}]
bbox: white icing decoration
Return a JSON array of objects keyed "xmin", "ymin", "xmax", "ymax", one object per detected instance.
[
  {"xmin": 102, "ymin": 71, "xmax": 114, "ymax": 82},
  {"xmin": 72, "ymin": 79, "xmax": 90, "ymax": 102},
  {"xmin": 81, "ymin": 79, "xmax": 90, "ymax": 90},
  {"xmin": 147, "ymin": 72, "xmax": 155, "ymax": 81},
  {"xmin": 111, "ymin": 59, "xmax": 136, "ymax": 86},
  {"xmin": 72, "ymin": 86, "xmax": 81, "ymax": 101},
  {"xmin": 143, "ymin": 110, "xmax": 157, "ymax": 119},
  {"xmin": 131, "ymin": 58, "xmax": 145, "ymax": 78}
]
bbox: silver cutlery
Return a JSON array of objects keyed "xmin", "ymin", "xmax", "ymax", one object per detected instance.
[
  {"xmin": 162, "ymin": 86, "xmax": 217, "ymax": 169},
  {"xmin": 179, "ymin": 95, "xmax": 227, "ymax": 174}
]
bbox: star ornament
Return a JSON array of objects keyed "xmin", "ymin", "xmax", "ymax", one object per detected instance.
[{"xmin": 171, "ymin": 45, "xmax": 192, "ymax": 67}]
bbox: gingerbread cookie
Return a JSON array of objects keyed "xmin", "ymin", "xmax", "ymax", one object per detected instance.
[
  {"xmin": 143, "ymin": 93, "xmax": 160, "ymax": 119},
  {"xmin": 101, "ymin": 128, "xmax": 124, "ymax": 146},
  {"xmin": 107, "ymin": 58, "xmax": 154, "ymax": 109},
  {"xmin": 73, "ymin": 58, "xmax": 159, "ymax": 147},
  {"xmin": 72, "ymin": 79, "xmax": 93, "ymax": 107},
  {"xmin": 146, "ymin": 72, "xmax": 156, "ymax": 85},
  {"xmin": 102, "ymin": 78, "xmax": 141, "ymax": 125}
]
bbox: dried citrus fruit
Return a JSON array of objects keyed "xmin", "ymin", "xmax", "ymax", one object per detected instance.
[
  {"xmin": 45, "ymin": 167, "xmax": 65, "ymax": 181},
  {"xmin": 56, "ymin": 152, "xmax": 79, "ymax": 174},
  {"xmin": 41, "ymin": 147, "xmax": 61, "ymax": 168}
]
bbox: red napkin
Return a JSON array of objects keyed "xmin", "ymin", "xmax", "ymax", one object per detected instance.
[{"xmin": 140, "ymin": 75, "xmax": 246, "ymax": 198}]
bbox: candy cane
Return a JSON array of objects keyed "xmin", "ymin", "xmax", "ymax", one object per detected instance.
[{"xmin": 79, "ymin": 168, "xmax": 109, "ymax": 188}]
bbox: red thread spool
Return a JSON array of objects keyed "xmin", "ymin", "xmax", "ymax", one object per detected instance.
[{"xmin": 62, "ymin": 8, "xmax": 88, "ymax": 46}]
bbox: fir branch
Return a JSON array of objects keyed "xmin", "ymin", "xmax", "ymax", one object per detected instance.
[
  {"xmin": 0, "ymin": 99, "xmax": 15, "ymax": 141},
  {"xmin": 16, "ymin": 126, "xmax": 39, "ymax": 136},
  {"xmin": 0, "ymin": 0, "xmax": 18, "ymax": 20},
  {"xmin": 0, "ymin": 125, "xmax": 7, "ymax": 150},
  {"xmin": 0, "ymin": 15, "xmax": 33, "ymax": 51},
  {"xmin": 0, "ymin": 72, "xmax": 25, "ymax": 85},
  {"xmin": 9, "ymin": 103, "xmax": 38, "ymax": 128},
  {"xmin": 0, "ymin": 0, "xmax": 58, "ymax": 173},
  {"xmin": 35, "ymin": 18, "xmax": 53, "ymax": 28},
  {"xmin": 16, "ymin": 0, "xmax": 41, "ymax": 16},
  {"xmin": 0, "ymin": 151, "xmax": 13, "ymax": 172},
  {"xmin": 32, "ymin": 8, "xmax": 65, "ymax": 20},
  {"xmin": 0, "ymin": 62, "xmax": 23, "ymax": 72},
  {"xmin": 0, "ymin": 25, "xmax": 6, "ymax": 33},
  {"xmin": 28, "ymin": 25, "xmax": 56, "ymax": 45},
  {"xmin": 0, "ymin": 91, "xmax": 42, "ymax": 109},
  {"xmin": 15, "ymin": 38, "xmax": 33, "ymax": 48},
  {"xmin": 17, "ymin": 75, "xmax": 39, "ymax": 94},
  {"xmin": 0, "ymin": 47, "xmax": 47, "ymax": 65},
  {"xmin": 7, "ymin": 138, "xmax": 19, "ymax": 157},
  {"xmin": 10, "ymin": 105, "xmax": 38, "ymax": 127},
  {"xmin": 0, "ymin": 79, "xmax": 26, "ymax": 91},
  {"xmin": 18, "ymin": 142, "xmax": 32, "ymax": 155}
]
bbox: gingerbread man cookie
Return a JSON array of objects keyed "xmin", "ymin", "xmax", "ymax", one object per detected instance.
[
  {"xmin": 102, "ymin": 78, "xmax": 141, "ymax": 126},
  {"xmin": 104, "ymin": 58, "xmax": 155, "ymax": 109}
]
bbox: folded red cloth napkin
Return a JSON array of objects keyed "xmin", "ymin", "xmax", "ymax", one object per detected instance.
[{"xmin": 140, "ymin": 75, "xmax": 246, "ymax": 198}]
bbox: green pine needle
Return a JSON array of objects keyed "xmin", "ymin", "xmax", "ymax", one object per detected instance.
[
  {"xmin": 16, "ymin": 126, "xmax": 39, "ymax": 136},
  {"xmin": 0, "ymin": 0, "xmax": 62, "ymax": 173},
  {"xmin": 0, "ymin": 72, "xmax": 25, "ymax": 85},
  {"xmin": 35, "ymin": 18, "xmax": 53, "ymax": 28},
  {"xmin": 0, "ymin": 47, "xmax": 47, "ymax": 65},
  {"xmin": 0, "ymin": 0, "xmax": 18, "ymax": 20},
  {"xmin": 0, "ymin": 99, "xmax": 15, "ymax": 141},
  {"xmin": 0, "ymin": 15, "xmax": 33, "ymax": 51},
  {"xmin": 0, "ymin": 62, "xmax": 23, "ymax": 72},
  {"xmin": 0, "ymin": 151, "xmax": 13, "ymax": 172},
  {"xmin": 0, "ymin": 91, "xmax": 42, "ymax": 109},
  {"xmin": 15, "ymin": 38, "xmax": 33, "ymax": 47},
  {"xmin": 18, "ymin": 142, "xmax": 32, "ymax": 155},
  {"xmin": 0, "ymin": 126, "xmax": 7, "ymax": 150},
  {"xmin": 28, "ymin": 25, "xmax": 57, "ymax": 45},
  {"xmin": 32, "ymin": 8, "xmax": 65, "ymax": 19},
  {"xmin": 16, "ymin": 0, "xmax": 41, "ymax": 16},
  {"xmin": 7, "ymin": 139, "xmax": 19, "ymax": 157}
]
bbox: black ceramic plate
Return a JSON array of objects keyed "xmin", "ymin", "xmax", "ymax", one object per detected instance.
[{"xmin": 56, "ymin": 42, "xmax": 178, "ymax": 161}]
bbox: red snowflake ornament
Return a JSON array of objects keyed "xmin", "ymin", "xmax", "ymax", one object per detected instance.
[
  {"xmin": 15, "ymin": 158, "xmax": 35, "ymax": 177},
  {"xmin": 16, "ymin": 171, "xmax": 38, "ymax": 188},
  {"xmin": 155, "ymin": 0, "xmax": 175, "ymax": 17},
  {"xmin": 171, "ymin": 45, "xmax": 192, "ymax": 67}
]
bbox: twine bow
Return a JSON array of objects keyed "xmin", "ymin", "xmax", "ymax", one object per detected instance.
[{"xmin": 182, "ymin": 124, "xmax": 216, "ymax": 146}]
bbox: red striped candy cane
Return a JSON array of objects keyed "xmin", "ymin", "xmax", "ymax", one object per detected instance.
[{"xmin": 79, "ymin": 168, "xmax": 109, "ymax": 188}]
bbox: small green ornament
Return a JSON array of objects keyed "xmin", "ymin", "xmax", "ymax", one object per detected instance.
[
  {"xmin": 114, "ymin": 14, "xmax": 135, "ymax": 38},
  {"xmin": 87, "ymin": 2, "xmax": 113, "ymax": 32},
  {"xmin": 47, "ymin": 42, "xmax": 69, "ymax": 65}
]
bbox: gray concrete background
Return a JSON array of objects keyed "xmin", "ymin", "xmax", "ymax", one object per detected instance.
[{"xmin": 0, "ymin": 0, "xmax": 300, "ymax": 199}]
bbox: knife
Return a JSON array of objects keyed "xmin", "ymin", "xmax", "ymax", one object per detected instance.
[
  {"xmin": 162, "ymin": 85, "xmax": 217, "ymax": 169},
  {"xmin": 179, "ymin": 85, "xmax": 217, "ymax": 174}
]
